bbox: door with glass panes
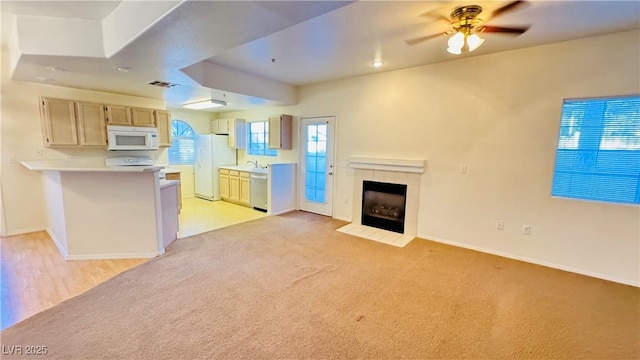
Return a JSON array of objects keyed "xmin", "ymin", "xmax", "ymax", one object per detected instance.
[{"xmin": 299, "ymin": 117, "xmax": 335, "ymax": 216}]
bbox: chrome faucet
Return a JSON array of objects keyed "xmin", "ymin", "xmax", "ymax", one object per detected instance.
[{"xmin": 246, "ymin": 160, "xmax": 258, "ymax": 168}]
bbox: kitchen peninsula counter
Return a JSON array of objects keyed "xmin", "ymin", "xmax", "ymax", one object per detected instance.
[{"xmin": 21, "ymin": 161, "xmax": 175, "ymax": 260}]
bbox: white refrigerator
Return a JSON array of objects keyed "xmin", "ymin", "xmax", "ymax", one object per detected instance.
[{"xmin": 195, "ymin": 134, "xmax": 236, "ymax": 201}]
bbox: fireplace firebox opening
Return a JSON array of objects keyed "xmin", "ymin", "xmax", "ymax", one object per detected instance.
[{"xmin": 361, "ymin": 181, "xmax": 407, "ymax": 234}]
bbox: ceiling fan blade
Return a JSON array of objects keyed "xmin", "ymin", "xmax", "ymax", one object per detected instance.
[
  {"xmin": 479, "ymin": 25, "xmax": 530, "ymax": 35},
  {"xmin": 418, "ymin": 9, "xmax": 450, "ymax": 23},
  {"xmin": 405, "ymin": 33, "xmax": 447, "ymax": 46},
  {"xmin": 489, "ymin": 0, "xmax": 529, "ymax": 20}
]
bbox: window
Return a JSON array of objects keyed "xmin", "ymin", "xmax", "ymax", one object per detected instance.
[
  {"xmin": 248, "ymin": 121, "xmax": 277, "ymax": 156},
  {"xmin": 551, "ymin": 96, "xmax": 640, "ymax": 204},
  {"xmin": 169, "ymin": 120, "xmax": 197, "ymax": 165}
]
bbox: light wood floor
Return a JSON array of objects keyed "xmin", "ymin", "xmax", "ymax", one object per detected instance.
[{"xmin": 1, "ymin": 198, "xmax": 266, "ymax": 330}]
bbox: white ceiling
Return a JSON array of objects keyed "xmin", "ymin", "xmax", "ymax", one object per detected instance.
[{"xmin": 1, "ymin": 1, "xmax": 639, "ymax": 112}]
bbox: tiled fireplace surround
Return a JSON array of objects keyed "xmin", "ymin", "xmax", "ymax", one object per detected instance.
[{"xmin": 338, "ymin": 157, "xmax": 424, "ymax": 247}]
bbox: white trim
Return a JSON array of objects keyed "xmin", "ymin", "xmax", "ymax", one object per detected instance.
[
  {"xmin": 349, "ymin": 157, "xmax": 425, "ymax": 173},
  {"xmin": 46, "ymin": 228, "xmax": 68, "ymax": 259},
  {"xmin": 333, "ymin": 214, "xmax": 352, "ymax": 222},
  {"xmin": 418, "ymin": 233, "xmax": 639, "ymax": 287},
  {"xmin": 269, "ymin": 207, "xmax": 297, "ymax": 216},
  {"xmin": 65, "ymin": 250, "xmax": 164, "ymax": 260},
  {"xmin": 5, "ymin": 226, "xmax": 47, "ymax": 236}
]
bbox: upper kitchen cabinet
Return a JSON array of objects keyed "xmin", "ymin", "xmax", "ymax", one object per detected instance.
[
  {"xmin": 105, "ymin": 105, "xmax": 132, "ymax": 126},
  {"xmin": 155, "ymin": 110, "xmax": 172, "ymax": 147},
  {"xmin": 268, "ymin": 114, "xmax": 293, "ymax": 150},
  {"xmin": 227, "ymin": 118, "xmax": 247, "ymax": 149},
  {"xmin": 213, "ymin": 118, "xmax": 246, "ymax": 149},
  {"xmin": 76, "ymin": 102, "xmax": 107, "ymax": 146},
  {"xmin": 211, "ymin": 119, "xmax": 228, "ymax": 134},
  {"xmin": 40, "ymin": 97, "xmax": 78, "ymax": 147},
  {"xmin": 131, "ymin": 107, "xmax": 156, "ymax": 127}
]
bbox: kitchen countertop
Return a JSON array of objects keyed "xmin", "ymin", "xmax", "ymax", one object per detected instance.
[
  {"xmin": 160, "ymin": 168, "xmax": 181, "ymax": 174},
  {"xmin": 218, "ymin": 165, "xmax": 267, "ymax": 174},
  {"xmin": 21, "ymin": 160, "xmax": 162, "ymax": 172}
]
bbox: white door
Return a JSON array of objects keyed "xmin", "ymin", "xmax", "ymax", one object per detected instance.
[{"xmin": 299, "ymin": 116, "xmax": 335, "ymax": 216}]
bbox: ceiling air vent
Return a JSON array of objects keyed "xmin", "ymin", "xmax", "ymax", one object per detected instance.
[{"xmin": 148, "ymin": 80, "xmax": 179, "ymax": 88}]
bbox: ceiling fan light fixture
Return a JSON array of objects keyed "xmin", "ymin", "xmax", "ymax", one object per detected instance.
[
  {"xmin": 467, "ymin": 33, "xmax": 485, "ymax": 51},
  {"xmin": 447, "ymin": 31, "xmax": 465, "ymax": 49},
  {"xmin": 447, "ymin": 46, "xmax": 462, "ymax": 55},
  {"xmin": 183, "ymin": 99, "xmax": 227, "ymax": 110}
]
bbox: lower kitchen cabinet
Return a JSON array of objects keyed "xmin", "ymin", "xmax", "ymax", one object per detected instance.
[
  {"xmin": 219, "ymin": 168, "xmax": 251, "ymax": 207},
  {"xmin": 219, "ymin": 169, "xmax": 230, "ymax": 199},
  {"xmin": 229, "ymin": 170, "xmax": 240, "ymax": 201},
  {"xmin": 240, "ymin": 172, "xmax": 251, "ymax": 204}
]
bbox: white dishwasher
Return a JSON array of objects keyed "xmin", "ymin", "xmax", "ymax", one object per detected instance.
[{"xmin": 250, "ymin": 173, "xmax": 268, "ymax": 211}]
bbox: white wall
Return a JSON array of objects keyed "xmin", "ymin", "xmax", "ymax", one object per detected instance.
[
  {"xmin": 165, "ymin": 108, "xmax": 213, "ymax": 199},
  {"xmin": 1, "ymin": 30, "xmax": 638, "ymax": 285},
  {"xmin": 222, "ymin": 30, "xmax": 640, "ymax": 285}
]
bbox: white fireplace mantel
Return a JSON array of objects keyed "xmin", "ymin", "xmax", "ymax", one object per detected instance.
[{"xmin": 349, "ymin": 157, "xmax": 425, "ymax": 173}]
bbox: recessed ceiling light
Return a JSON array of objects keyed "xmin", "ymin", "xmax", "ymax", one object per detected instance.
[
  {"xmin": 116, "ymin": 66, "xmax": 132, "ymax": 72},
  {"xmin": 45, "ymin": 66, "xmax": 64, "ymax": 72},
  {"xmin": 370, "ymin": 60, "xmax": 384, "ymax": 68}
]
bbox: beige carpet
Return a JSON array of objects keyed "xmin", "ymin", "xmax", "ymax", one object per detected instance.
[{"xmin": 1, "ymin": 211, "xmax": 638, "ymax": 359}]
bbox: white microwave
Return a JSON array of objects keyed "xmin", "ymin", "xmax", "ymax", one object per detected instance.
[{"xmin": 107, "ymin": 125, "xmax": 159, "ymax": 151}]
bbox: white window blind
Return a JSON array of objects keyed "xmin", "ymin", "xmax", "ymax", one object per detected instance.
[
  {"xmin": 169, "ymin": 120, "xmax": 196, "ymax": 165},
  {"xmin": 551, "ymin": 96, "xmax": 640, "ymax": 204}
]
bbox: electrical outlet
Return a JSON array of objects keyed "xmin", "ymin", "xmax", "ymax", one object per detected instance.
[
  {"xmin": 36, "ymin": 148, "xmax": 43, "ymax": 157},
  {"xmin": 496, "ymin": 220, "xmax": 504, "ymax": 230},
  {"xmin": 522, "ymin": 225, "xmax": 531, "ymax": 235},
  {"xmin": 459, "ymin": 164, "xmax": 467, "ymax": 174},
  {"xmin": 10, "ymin": 155, "xmax": 17, "ymax": 164},
  {"xmin": 65, "ymin": 155, "xmax": 74, "ymax": 161}
]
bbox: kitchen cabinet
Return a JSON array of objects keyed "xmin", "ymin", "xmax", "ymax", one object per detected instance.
[
  {"xmin": 211, "ymin": 119, "xmax": 228, "ymax": 134},
  {"xmin": 219, "ymin": 168, "xmax": 251, "ymax": 206},
  {"xmin": 219, "ymin": 169, "xmax": 230, "ymax": 199},
  {"xmin": 131, "ymin": 107, "xmax": 156, "ymax": 127},
  {"xmin": 240, "ymin": 172, "xmax": 251, "ymax": 204},
  {"xmin": 105, "ymin": 105, "xmax": 132, "ymax": 126},
  {"xmin": 40, "ymin": 97, "xmax": 79, "ymax": 147},
  {"xmin": 165, "ymin": 172, "xmax": 182, "ymax": 210},
  {"xmin": 155, "ymin": 110, "xmax": 172, "ymax": 147},
  {"xmin": 228, "ymin": 119, "xmax": 247, "ymax": 149},
  {"xmin": 212, "ymin": 118, "xmax": 246, "ymax": 149},
  {"xmin": 76, "ymin": 102, "xmax": 107, "ymax": 146},
  {"xmin": 268, "ymin": 114, "xmax": 293, "ymax": 150},
  {"xmin": 229, "ymin": 170, "xmax": 240, "ymax": 201}
]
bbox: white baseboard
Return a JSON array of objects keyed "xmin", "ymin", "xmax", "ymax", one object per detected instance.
[
  {"xmin": 4, "ymin": 226, "xmax": 47, "ymax": 236},
  {"xmin": 46, "ymin": 229, "xmax": 69, "ymax": 259},
  {"xmin": 270, "ymin": 207, "xmax": 297, "ymax": 216},
  {"xmin": 332, "ymin": 215, "xmax": 352, "ymax": 222},
  {"xmin": 418, "ymin": 233, "xmax": 639, "ymax": 287},
  {"xmin": 65, "ymin": 250, "xmax": 163, "ymax": 261}
]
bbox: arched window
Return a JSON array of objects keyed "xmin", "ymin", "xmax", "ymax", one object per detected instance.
[{"xmin": 169, "ymin": 120, "xmax": 197, "ymax": 165}]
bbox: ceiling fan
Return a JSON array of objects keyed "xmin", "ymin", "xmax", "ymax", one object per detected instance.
[{"xmin": 406, "ymin": 1, "xmax": 531, "ymax": 54}]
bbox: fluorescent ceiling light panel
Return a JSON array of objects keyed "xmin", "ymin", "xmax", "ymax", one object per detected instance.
[{"xmin": 183, "ymin": 99, "xmax": 227, "ymax": 110}]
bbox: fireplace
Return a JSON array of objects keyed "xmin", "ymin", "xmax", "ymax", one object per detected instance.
[{"xmin": 361, "ymin": 181, "xmax": 407, "ymax": 234}]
